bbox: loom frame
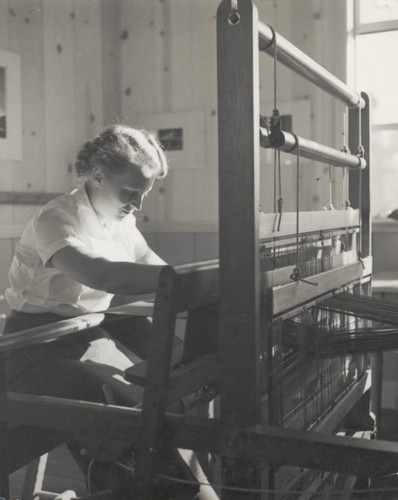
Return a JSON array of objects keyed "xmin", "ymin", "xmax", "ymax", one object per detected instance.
[
  {"xmin": 257, "ymin": 21, "xmax": 366, "ymax": 109},
  {"xmin": 217, "ymin": 0, "xmax": 373, "ymax": 496}
]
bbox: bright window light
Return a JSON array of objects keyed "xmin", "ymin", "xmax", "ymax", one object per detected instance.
[
  {"xmin": 359, "ymin": 0, "xmax": 398, "ymax": 23},
  {"xmin": 356, "ymin": 30, "xmax": 398, "ymax": 125}
]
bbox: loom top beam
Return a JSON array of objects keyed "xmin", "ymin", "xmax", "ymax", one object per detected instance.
[{"xmin": 258, "ymin": 21, "xmax": 365, "ymax": 110}]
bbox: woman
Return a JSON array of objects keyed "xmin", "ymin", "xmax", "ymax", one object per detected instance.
[{"xmin": 4, "ymin": 125, "xmax": 217, "ymax": 499}]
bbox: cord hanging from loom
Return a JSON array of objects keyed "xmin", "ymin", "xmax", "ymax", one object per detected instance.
[
  {"xmin": 326, "ymin": 164, "xmax": 335, "ymax": 211},
  {"xmin": 341, "ymin": 107, "xmax": 351, "ymax": 210},
  {"xmin": 273, "ymin": 27, "xmax": 277, "ymax": 112},
  {"xmin": 267, "ymin": 24, "xmax": 284, "ymax": 274},
  {"xmin": 277, "ymin": 187, "xmax": 283, "ymax": 231},
  {"xmin": 272, "ymin": 147, "xmax": 284, "ymax": 233},
  {"xmin": 289, "ymin": 134, "xmax": 318, "ymax": 286},
  {"xmin": 268, "ymin": 121, "xmax": 283, "ymax": 232},
  {"xmin": 269, "ymin": 28, "xmax": 284, "ymax": 150},
  {"xmin": 270, "ymin": 31, "xmax": 285, "ymax": 233}
]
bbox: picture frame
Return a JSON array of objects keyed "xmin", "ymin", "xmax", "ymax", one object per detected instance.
[
  {"xmin": 138, "ymin": 110, "xmax": 206, "ymax": 170},
  {"xmin": 0, "ymin": 48, "xmax": 22, "ymax": 161}
]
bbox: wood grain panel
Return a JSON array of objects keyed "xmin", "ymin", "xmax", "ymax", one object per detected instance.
[
  {"xmin": 101, "ymin": 0, "xmax": 122, "ymax": 125},
  {"xmin": 169, "ymin": 0, "xmax": 192, "ymax": 110},
  {"xmin": 9, "ymin": 205, "xmax": 40, "ymax": 226},
  {"xmin": 0, "ymin": 0, "xmax": 10, "ymax": 48},
  {"xmin": 43, "ymin": 0, "xmax": 76, "ymax": 192},
  {"xmin": 168, "ymin": 169, "xmax": 196, "ymax": 222},
  {"xmin": 195, "ymin": 233, "xmax": 219, "ymax": 261},
  {"xmin": 121, "ymin": 0, "xmax": 157, "ymax": 124},
  {"xmin": 158, "ymin": 232, "xmax": 195, "ymax": 264},
  {"xmin": 193, "ymin": 169, "xmax": 218, "ymax": 222},
  {"xmin": 0, "ymin": 191, "xmax": 59, "ymax": 205},
  {"xmin": 191, "ymin": 2, "xmax": 217, "ymax": 109},
  {"xmin": 139, "ymin": 180, "xmax": 158, "ymax": 226},
  {"xmin": 9, "ymin": 0, "xmax": 46, "ymax": 192},
  {"xmin": 74, "ymin": 1, "xmax": 103, "ymax": 145}
]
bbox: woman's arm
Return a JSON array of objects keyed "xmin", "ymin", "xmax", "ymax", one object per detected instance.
[{"xmin": 49, "ymin": 245, "xmax": 164, "ymax": 296}]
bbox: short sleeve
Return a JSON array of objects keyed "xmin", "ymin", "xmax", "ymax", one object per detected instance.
[{"xmin": 33, "ymin": 198, "xmax": 87, "ymax": 267}]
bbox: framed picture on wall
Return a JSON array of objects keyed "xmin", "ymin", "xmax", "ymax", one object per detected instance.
[
  {"xmin": 0, "ymin": 49, "xmax": 22, "ymax": 161},
  {"xmin": 138, "ymin": 110, "xmax": 206, "ymax": 170}
]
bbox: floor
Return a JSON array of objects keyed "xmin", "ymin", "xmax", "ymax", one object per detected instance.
[
  {"xmin": 8, "ymin": 409, "xmax": 398, "ymax": 500},
  {"xmin": 10, "ymin": 444, "xmax": 87, "ymax": 499},
  {"xmin": 347, "ymin": 409, "xmax": 398, "ymax": 500}
]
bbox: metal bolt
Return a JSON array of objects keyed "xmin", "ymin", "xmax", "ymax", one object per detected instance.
[{"xmin": 228, "ymin": 11, "xmax": 241, "ymax": 26}]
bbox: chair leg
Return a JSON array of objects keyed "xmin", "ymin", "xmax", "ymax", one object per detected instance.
[{"xmin": 21, "ymin": 453, "xmax": 48, "ymax": 500}]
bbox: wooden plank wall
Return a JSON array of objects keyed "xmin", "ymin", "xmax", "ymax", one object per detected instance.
[
  {"xmin": 0, "ymin": 0, "xmax": 112, "ymax": 324},
  {"xmin": 120, "ymin": 0, "xmax": 219, "ymax": 229},
  {"xmin": 0, "ymin": 0, "xmax": 347, "ymax": 326}
]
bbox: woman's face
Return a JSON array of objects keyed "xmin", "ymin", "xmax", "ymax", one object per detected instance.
[{"xmin": 89, "ymin": 165, "xmax": 156, "ymax": 221}]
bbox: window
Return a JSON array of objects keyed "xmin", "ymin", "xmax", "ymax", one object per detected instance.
[
  {"xmin": 358, "ymin": 0, "xmax": 398, "ymax": 24},
  {"xmin": 354, "ymin": 0, "xmax": 398, "ymax": 216}
]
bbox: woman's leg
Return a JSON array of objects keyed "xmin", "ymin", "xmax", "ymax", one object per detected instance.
[
  {"xmin": 105, "ymin": 315, "xmax": 183, "ymax": 360},
  {"xmin": 104, "ymin": 316, "xmax": 153, "ymax": 359}
]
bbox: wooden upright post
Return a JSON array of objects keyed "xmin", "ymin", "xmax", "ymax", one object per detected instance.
[
  {"xmin": 133, "ymin": 267, "xmax": 179, "ymax": 498},
  {"xmin": 217, "ymin": 0, "xmax": 261, "ymax": 432},
  {"xmin": 217, "ymin": 0, "xmax": 264, "ymax": 497},
  {"xmin": 349, "ymin": 93, "xmax": 381, "ymax": 432},
  {"xmin": 349, "ymin": 92, "xmax": 371, "ymax": 258}
]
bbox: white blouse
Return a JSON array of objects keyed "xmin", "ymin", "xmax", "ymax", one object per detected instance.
[{"xmin": 6, "ymin": 184, "xmax": 149, "ymax": 316}]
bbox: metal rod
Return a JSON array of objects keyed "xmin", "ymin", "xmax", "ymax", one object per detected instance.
[
  {"xmin": 260, "ymin": 126, "xmax": 366, "ymax": 169},
  {"xmin": 258, "ymin": 21, "xmax": 365, "ymax": 109}
]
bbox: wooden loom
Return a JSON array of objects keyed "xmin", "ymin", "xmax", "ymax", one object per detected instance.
[
  {"xmin": 215, "ymin": 0, "xmax": 382, "ymax": 496},
  {"xmin": 2, "ymin": 1, "xmax": 398, "ymax": 499}
]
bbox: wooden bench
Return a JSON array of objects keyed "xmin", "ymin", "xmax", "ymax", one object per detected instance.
[{"xmin": 0, "ymin": 260, "xmax": 220, "ymax": 499}]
